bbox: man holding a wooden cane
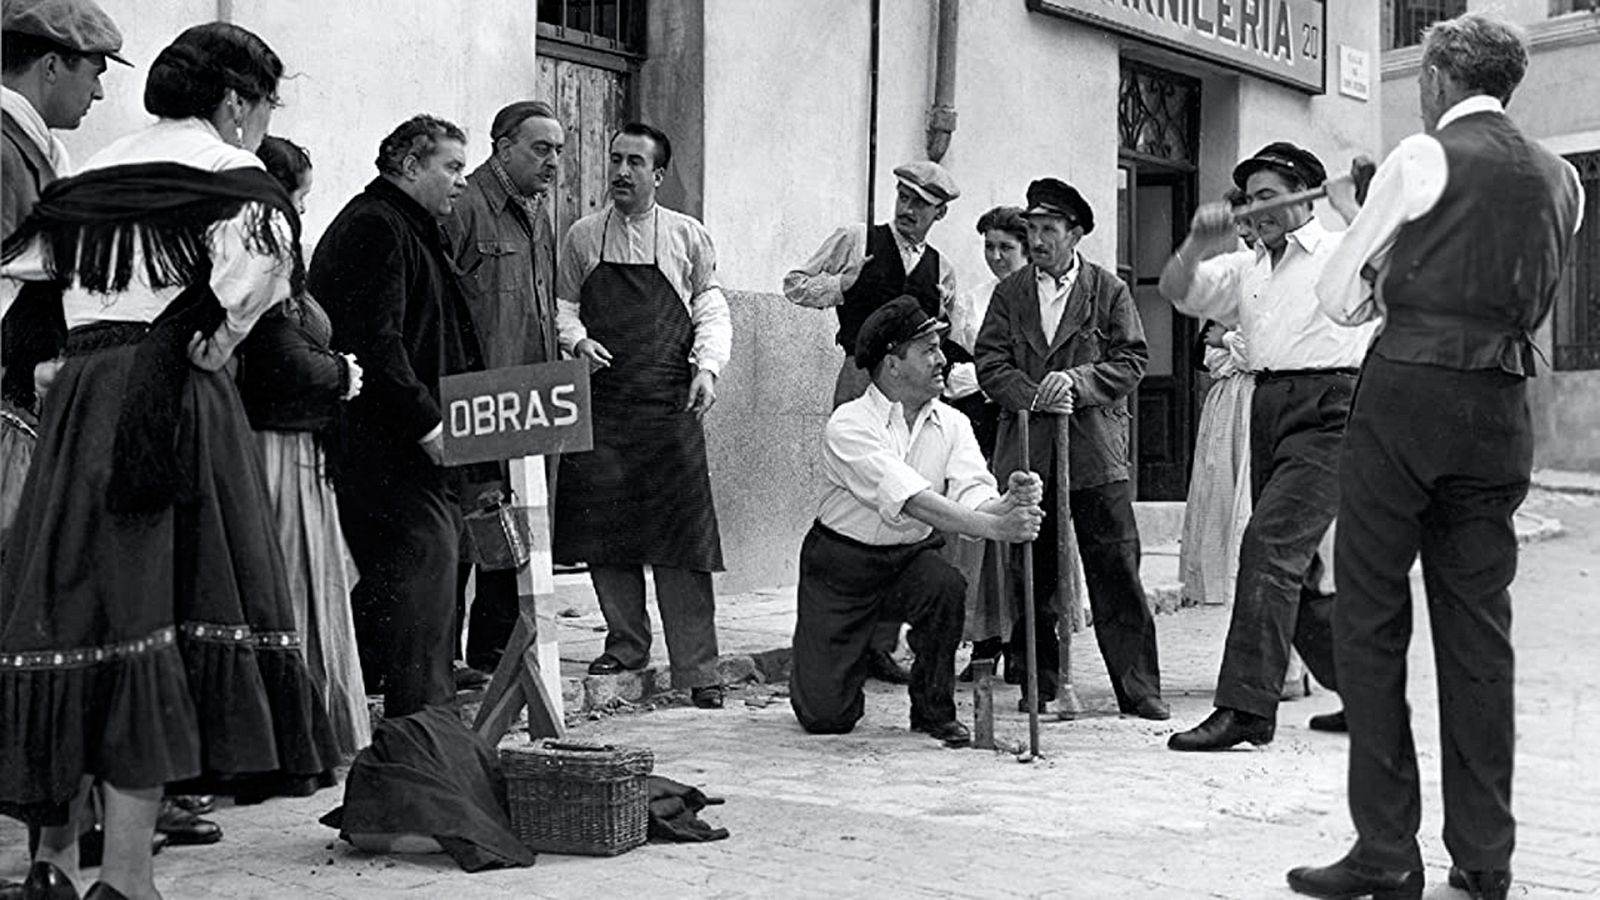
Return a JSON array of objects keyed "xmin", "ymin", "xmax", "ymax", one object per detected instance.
[
  {"xmin": 1160, "ymin": 143, "xmax": 1375, "ymax": 752},
  {"xmin": 974, "ymin": 178, "xmax": 1167, "ymax": 722}
]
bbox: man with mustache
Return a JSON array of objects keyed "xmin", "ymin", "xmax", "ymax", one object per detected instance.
[
  {"xmin": 445, "ymin": 100, "xmax": 566, "ymax": 687},
  {"xmin": 313, "ymin": 115, "xmax": 491, "ymax": 719},
  {"xmin": 975, "ymin": 177, "xmax": 1167, "ymax": 722},
  {"xmin": 554, "ymin": 123, "xmax": 732, "ymax": 710},
  {"xmin": 784, "ymin": 160, "xmax": 961, "ymax": 686},
  {"xmin": 1159, "ymin": 143, "xmax": 1375, "ymax": 752}
]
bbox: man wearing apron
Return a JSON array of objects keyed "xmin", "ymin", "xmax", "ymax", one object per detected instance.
[
  {"xmin": 554, "ymin": 122, "xmax": 732, "ymax": 709},
  {"xmin": 783, "ymin": 160, "xmax": 961, "ymax": 686}
]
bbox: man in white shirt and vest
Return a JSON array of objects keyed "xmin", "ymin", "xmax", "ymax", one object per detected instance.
[
  {"xmin": 1289, "ymin": 14, "xmax": 1584, "ymax": 900},
  {"xmin": 790, "ymin": 296, "xmax": 1043, "ymax": 746},
  {"xmin": 1159, "ymin": 144, "xmax": 1376, "ymax": 752}
]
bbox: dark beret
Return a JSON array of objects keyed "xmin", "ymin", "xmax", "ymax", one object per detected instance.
[
  {"xmin": 1023, "ymin": 178, "xmax": 1094, "ymax": 235},
  {"xmin": 1232, "ymin": 142, "xmax": 1328, "ymax": 190},
  {"xmin": 854, "ymin": 296, "xmax": 949, "ymax": 372}
]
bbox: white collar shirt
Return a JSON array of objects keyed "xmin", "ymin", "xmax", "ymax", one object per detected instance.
[
  {"xmin": 1174, "ymin": 217, "xmax": 1376, "ymax": 371},
  {"xmin": 817, "ymin": 383, "xmax": 999, "ymax": 545},
  {"xmin": 1035, "ymin": 253, "xmax": 1081, "ymax": 343}
]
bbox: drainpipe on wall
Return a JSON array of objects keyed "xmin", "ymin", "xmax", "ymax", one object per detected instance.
[
  {"xmin": 926, "ymin": 0, "xmax": 959, "ymax": 162},
  {"xmin": 866, "ymin": 0, "xmax": 882, "ymax": 225},
  {"xmin": 216, "ymin": 0, "xmax": 232, "ymax": 21}
]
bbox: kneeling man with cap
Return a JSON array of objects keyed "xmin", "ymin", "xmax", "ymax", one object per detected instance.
[{"xmin": 790, "ymin": 297, "xmax": 1044, "ymax": 746}]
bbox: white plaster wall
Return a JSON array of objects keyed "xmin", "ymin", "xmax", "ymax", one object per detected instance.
[{"xmin": 55, "ymin": 0, "xmax": 539, "ymax": 244}]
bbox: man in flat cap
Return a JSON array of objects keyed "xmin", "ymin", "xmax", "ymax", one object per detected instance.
[
  {"xmin": 445, "ymin": 100, "xmax": 566, "ymax": 687},
  {"xmin": 784, "ymin": 159, "xmax": 960, "ymax": 685},
  {"xmin": 975, "ymin": 178, "xmax": 1168, "ymax": 722},
  {"xmin": 1293, "ymin": 14, "xmax": 1585, "ymax": 900},
  {"xmin": 790, "ymin": 296, "xmax": 1044, "ymax": 745},
  {"xmin": 1158, "ymin": 142, "xmax": 1374, "ymax": 752}
]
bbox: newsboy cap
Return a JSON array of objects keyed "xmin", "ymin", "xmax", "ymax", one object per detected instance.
[
  {"xmin": 854, "ymin": 296, "xmax": 949, "ymax": 372},
  {"xmin": 1023, "ymin": 178, "xmax": 1094, "ymax": 235},
  {"xmin": 1232, "ymin": 142, "xmax": 1327, "ymax": 190},
  {"xmin": 894, "ymin": 160, "xmax": 960, "ymax": 205},
  {"xmin": 3, "ymin": 0, "xmax": 129, "ymax": 65}
]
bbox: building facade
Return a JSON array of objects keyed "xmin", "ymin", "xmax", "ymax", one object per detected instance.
[
  {"xmin": 1380, "ymin": 0, "xmax": 1600, "ymax": 471},
  {"xmin": 49, "ymin": 0, "xmax": 1380, "ymax": 591}
]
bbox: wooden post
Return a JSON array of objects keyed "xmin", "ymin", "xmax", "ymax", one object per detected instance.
[
  {"xmin": 1054, "ymin": 413, "xmax": 1085, "ymax": 719},
  {"xmin": 1018, "ymin": 411, "xmax": 1040, "ymax": 762},
  {"xmin": 473, "ymin": 454, "xmax": 565, "ymax": 744}
]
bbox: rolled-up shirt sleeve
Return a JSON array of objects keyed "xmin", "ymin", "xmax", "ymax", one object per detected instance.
[
  {"xmin": 555, "ymin": 223, "xmax": 593, "ymax": 353},
  {"xmin": 685, "ymin": 222, "xmax": 732, "ymax": 374},
  {"xmin": 783, "ymin": 224, "xmax": 866, "ymax": 309},
  {"xmin": 824, "ymin": 414, "xmax": 932, "ymax": 525},
  {"xmin": 1172, "ymin": 251, "xmax": 1247, "ymax": 323}
]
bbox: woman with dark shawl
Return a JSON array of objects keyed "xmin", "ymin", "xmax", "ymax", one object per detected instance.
[{"xmin": 0, "ymin": 23, "xmax": 338, "ymax": 900}]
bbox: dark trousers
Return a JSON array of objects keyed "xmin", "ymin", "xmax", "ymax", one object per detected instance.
[
  {"xmin": 1336, "ymin": 355, "xmax": 1528, "ymax": 872},
  {"xmin": 454, "ymin": 564, "xmax": 519, "ymax": 672},
  {"xmin": 1213, "ymin": 374, "xmax": 1348, "ymax": 719},
  {"xmin": 592, "ymin": 564, "xmax": 719, "ymax": 689},
  {"xmin": 1006, "ymin": 479, "xmax": 1161, "ymax": 708},
  {"xmin": 338, "ymin": 469, "xmax": 461, "ymax": 719},
  {"xmin": 790, "ymin": 524, "xmax": 964, "ymax": 733}
]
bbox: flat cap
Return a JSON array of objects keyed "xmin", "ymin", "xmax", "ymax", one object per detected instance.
[
  {"xmin": 1232, "ymin": 141, "xmax": 1327, "ymax": 190},
  {"xmin": 3, "ymin": 0, "xmax": 129, "ymax": 65},
  {"xmin": 894, "ymin": 160, "xmax": 959, "ymax": 205},
  {"xmin": 854, "ymin": 296, "xmax": 949, "ymax": 372},
  {"xmin": 1023, "ymin": 178, "xmax": 1094, "ymax": 235}
]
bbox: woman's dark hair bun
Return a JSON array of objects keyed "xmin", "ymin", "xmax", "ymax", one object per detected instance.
[
  {"xmin": 142, "ymin": 22, "xmax": 284, "ymax": 121},
  {"xmin": 144, "ymin": 43, "xmax": 226, "ymax": 119}
]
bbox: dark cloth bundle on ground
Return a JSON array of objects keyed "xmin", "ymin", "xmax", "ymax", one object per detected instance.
[
  {"xmin": 648, "ymin": 775, "xmax": 729, "ymax": 843},
  {"xmin": 320, "ymin": 707, "xmax": 535, "ymax": 872}
]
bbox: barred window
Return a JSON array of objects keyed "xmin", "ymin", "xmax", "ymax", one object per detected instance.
[
  {"xmin": 1392, "ymin": 0, "xmax": 1467, "ymax": 48},
  {"xmin": 1554, "ymin": 151, "xmax": 1600, "ymax": 372},
  {"xmin": 537, "ymin": 0, "xmax": 646, "ymax": 60}
]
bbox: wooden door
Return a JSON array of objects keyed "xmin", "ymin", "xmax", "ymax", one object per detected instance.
[{"xmin": 537, "ymin": 55, "xmax": 633, "ymax": 244}]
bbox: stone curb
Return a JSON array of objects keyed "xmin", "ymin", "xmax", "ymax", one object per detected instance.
[{"xmin": 1532, "ymin": 470, "xmax": 1600, "ymax": 496}]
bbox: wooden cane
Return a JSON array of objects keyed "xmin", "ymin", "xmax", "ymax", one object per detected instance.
[
  {"xmin": 1053, "ymin": 412, "xmax": 1085, "ymax": 719},
  {"xmin": 1231, "ymin": 161, "xmax": 1377, "ymax": 220},
  {"xmin": 1018, "ymin": 410, "xmax": 1040, "ymax": 762}
]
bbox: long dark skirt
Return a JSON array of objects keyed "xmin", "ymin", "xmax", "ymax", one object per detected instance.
[{"xmin": 0, "ymin": 342, "xmax": 339, "ymax": 824}]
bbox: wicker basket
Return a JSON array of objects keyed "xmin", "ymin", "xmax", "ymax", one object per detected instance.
[{"xmin": 501, "ymin": 739, "xmax": 655, "ymax": 856}]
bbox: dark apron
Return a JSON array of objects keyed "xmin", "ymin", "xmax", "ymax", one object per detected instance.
[{"xmin": 553, "ymin": 210, "xmax": 723, "ymax": 572}]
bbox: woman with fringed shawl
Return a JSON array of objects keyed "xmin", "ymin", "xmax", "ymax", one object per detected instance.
[{"xmin": 0, "ymin": 23, "xmax": 337, "ymax": 900}]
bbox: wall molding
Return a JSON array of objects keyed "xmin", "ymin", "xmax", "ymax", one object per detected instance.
[{"xmin": 1382, "ymin": 12, "xmax": 1600, "ymax": 79}]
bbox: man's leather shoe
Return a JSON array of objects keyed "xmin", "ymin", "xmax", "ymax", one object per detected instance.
[
  {"xmin": 864, "ymin": 649, "xmax": 911, "ymax": 685},
  {"xmin": 156, "ymin": 800, "xmax": 222, "ymax": 846},
  {"xmin": 83, "ymin": 885, "xmax": 130, "ymax": 900},
  {"xmin": 16, "ymin": 861, "xmax": 77, "ymax": 900},
  {"xmin": 690, "ymin": 686, "xmax": 725, "ymax": 709},
  {"xmin": 167, "ymin": 795, "xmax": 214, "ymax": 816},
  {"xmin": 1287, "ymin": 857, "xmax": 1422, "ymax": 899},
  {"xmin": 911, "ymin": 719, "xmax": 971, "ymax": 747},
  {"xmin": 77, "ymin": 828, "xmax": 167, "ymax": 869},
  {"xmin": 586, "ymin": 653, "xmax": 634, "ymax": 676},
  {"xmin": 1167, "ymin": 707, "xmax": 1275, "ymax": 751},
  {"xmin": 1016, "ymin": 693, "xmax": 1056, "ymax": 714},
  {"xmin": 1309, "ymin": 709, "xmax": 1348, "ymax": 733},
  {"xmin": 1121, "ymin": 696, "xmax": 1171, "ymax": 721},
  {"xmin": 1448, "ymin": 866, "xmax": 1511, "ymax": 900},
  {"xmin": 452, "ymin": 662, "xmax": 491, "ymax": 691}
]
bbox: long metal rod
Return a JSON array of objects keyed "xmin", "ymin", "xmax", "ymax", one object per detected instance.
[
  {"xmin": 865, "ymin": 0, "xmax": 881, "ymax": 226},
  {"xmin": 1019, "ymin": 410, "xmax": 1040, "ymax": 760}
]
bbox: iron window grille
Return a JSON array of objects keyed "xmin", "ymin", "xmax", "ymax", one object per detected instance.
[{"xmin": 1554, "ymin": 151, "xmax": 1600, "ymax": 372}]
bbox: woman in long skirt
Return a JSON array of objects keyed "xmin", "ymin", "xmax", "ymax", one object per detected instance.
[
  {"xmin": 1180, "ymin": 322, "xmax": 1254, "ymax": 608},
  {"xmin": 0, "ymin": 24, "xmax": 337, "ymax": 899},
  {"xmin": 238, "ymin": 136, "xmax": 372, "ymax": 760}
]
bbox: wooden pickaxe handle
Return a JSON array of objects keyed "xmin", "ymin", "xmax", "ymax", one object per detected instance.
[{"xmin": 1233, "ymin": 157, "xmax": 1378, "ymax": 219}]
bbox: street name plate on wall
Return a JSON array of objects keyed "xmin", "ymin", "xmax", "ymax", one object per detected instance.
[
  {"xmin": 440, "ymin": 359, "xmax": 593, "ymax": 465},
  {"xmin": 1028, "ymin": 0, "xmax": 1327, "ymax": 94}
]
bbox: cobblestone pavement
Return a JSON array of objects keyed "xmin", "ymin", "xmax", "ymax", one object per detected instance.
[{"xmin": 2, "ymin": 489, "xmax": 1596, "ymax": 898}]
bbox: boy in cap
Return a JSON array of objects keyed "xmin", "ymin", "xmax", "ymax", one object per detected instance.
[
  {"xmin": 1158, "ymin": 142, "xmax": 1374, "ymax": 752},
  {"xmin": 790, "ymin": 296, "xmax": 1044, "ymax": 745},
  {"xmin": 784, "ymin": 159, "xmax": 961, "ymax": 684},
  {"xmin": 975, "ymin": 177, "xmax": 1168, "ymax": 721}
]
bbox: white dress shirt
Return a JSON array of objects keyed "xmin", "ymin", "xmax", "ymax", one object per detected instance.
[
  {"xmin": 1176, "ymin": 217, "xmax": 1376, "ymax": 371},
  {"xmin": 1036, "ymin": 253, "xmax": 1082, "ymax": 344},
  {"xmin": 554, "ymin": 202, "xmax": 732, "ymax": 375},
  {"xmin": 1, "ymin": 118, "xmax": 291, "ymax": 333},
  {"xmin": 782, "ymin": 222, "xmax": 958, "ymax": 313},
  {"xmin": 1317, "ymin": 95, "xmax": 1587, "ymax": 326},
  {"xmin": 817, "ymin": 383, "xmax": 999, "ymax": 546}
]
